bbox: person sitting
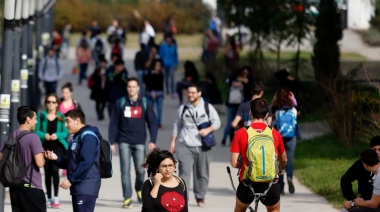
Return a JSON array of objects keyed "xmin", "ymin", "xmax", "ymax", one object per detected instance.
[
  {"xmin": 344, "ymin": 148, "xmax": 380, "ymax": 211},
  {"xmin": 141, "ymin": 148, "xmax": 188, "ymax": 212},
  {"xmin": 341, "ymin": 136, "xmax": 380, "ymax": 211}
]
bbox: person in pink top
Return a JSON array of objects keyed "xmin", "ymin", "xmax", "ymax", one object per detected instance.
[
  {"xmin": 76, "ymin": 38, "xmax": 92, "ymax": 85},
  {"xmin": 58, "ymin": 82, "xmax": 81, "ymax": 177}
]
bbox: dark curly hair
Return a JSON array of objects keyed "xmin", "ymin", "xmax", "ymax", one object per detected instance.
[{"xmin": 141, "ymin": 148, "xmax": 177, "ymax": 177}]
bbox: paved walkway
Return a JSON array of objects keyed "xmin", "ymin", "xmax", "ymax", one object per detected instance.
[
  {"xmin": 4, "ymin": 29, "xmax": 375, "ymax": 211},
  {"xmin": 4, "ymin": 48, "xmax": 339, "ymax": 211}
]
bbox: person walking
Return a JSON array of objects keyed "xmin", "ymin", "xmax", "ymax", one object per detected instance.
[
  {"xmin": 159, "ymin": 35, "xmax": 178, "ymax": 97},
  {"xmin": 104, "ymin": 59, "xmax": 128, "ymax": 118},
  {"xmin": 169, "ymin": 83, "xmax": 221, "ymax": 207},
  {"xmin": 271, "ymin": 88, "xmax": 298, "ymax": 195},
  {"xmin": 45, "ymin": 109, "xmax": 102, "ymax": 212},
  {"xmin": 59, "ymin": 82, "xmax": 82, "ymax": 114},
  {"xmin": 231, "ymin": 82, "xmax": 268, "ymax": 129},
  {"xmin": 141, "ymin": 148, "xmax": 188, "ymax": 212},
  {"xmin": 39, "ymin": 48, "xmax": 63, "ymax": 95},
  {"xmin": 35, "ymin": 94, "xmax": 68, "ymax": 209},
  {"xmin": 230, "ymin": 98, "xmax": 287, "ymax": 212},
  {"xmin": 0, "ymin": 106, "xmax": 46, "ymax": 212},
  {"xmin": 134, "ymin": 43, "xmax": 149, "ymax": 96},
  {"xmin": 76, "ymin": 38, "xmax": 92, "ymax": 85},
  {"xmin": 144, "ymin": 60, "xmax": 164, "ymax": 128},
  {"xmin": 89, "ymin": 58, "xmax": 108, "ymax": 121},
  {"xmin": 108, "ymin": 77, "xmax": 158, "ymax": 209}
]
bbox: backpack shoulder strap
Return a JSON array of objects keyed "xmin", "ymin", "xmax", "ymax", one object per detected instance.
[
  {"xmin": 180, "ymin": 105, "xmax": 188, "ymax": 119},
  {"xmin": 120, "ymin": 97, "xmax": 126, "ymax": 109},
  {"xmin": 55, "ymin": 57, "xmax": 60, "ymax": 75},
  {"xmin": 15, "ymin": 131, "xmax": 32, "ymax": 141},
  {"xmin": 142, "ymin": 97, "xmax": 147, "ymax": 110},
  {"xmin": 204, "ymin": 102, "xmax": 210, "ymax": 120}
]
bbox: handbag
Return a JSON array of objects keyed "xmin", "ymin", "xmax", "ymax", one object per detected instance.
[
  {"xmin": 187, "ymin": 109, "xmax": 217, "ymax": 148},
  {"xmin": 72, "ymin": 66, "xmax": 79, "ymax": 74}
]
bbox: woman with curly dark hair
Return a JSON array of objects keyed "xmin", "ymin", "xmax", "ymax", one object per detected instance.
[
  {"xmin": 271, "ymin": 88, "xmax": 298, "ymax": 195},
  {"xmin": 141, "ymin": 148, "xmax": 188, "ymax": 212}
]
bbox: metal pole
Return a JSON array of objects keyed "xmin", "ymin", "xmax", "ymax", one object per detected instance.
[
  {"xmin": 10, "ymin": 0, "xmax": 23, "ymax": 132},
  {"xmin": 34, "ymin": 0, "xmax": 43, "ymax": 108},
  {"xmin": 27, "ymin": 0, "xmax": 35, "ymax": 107},
  {"xmin": 0, "ymin": 0, "xmax": 16, "ymax": 211},
  {"xmin": 21, "ymin": 0, "xmax": 30, "ymax": 106}
]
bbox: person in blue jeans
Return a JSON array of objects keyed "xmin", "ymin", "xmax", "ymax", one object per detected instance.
[
  {"xmin": 144, "ymin": 60, "xmax": 164, "ymax": 128},
  {"xmin": 109, "ymin": 77, "xmax": 158, "ymax": 209},
  {"xmin": 271, "ymin": 88, "xmax": 298, "ymax": 195},
  {"xmin": 159, "ymin": 35, "xmax": 178, "ymax": 97}
]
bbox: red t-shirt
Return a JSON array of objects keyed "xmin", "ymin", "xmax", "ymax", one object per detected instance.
[{"xmin": 230, "ymin": 122, "xmax": 285, "ymax": 181}]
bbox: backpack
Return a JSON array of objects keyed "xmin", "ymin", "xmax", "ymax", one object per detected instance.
[
  {"xmin": 228, "ymin": 87, "xmax": 244, "ymax": 104},
  {"xmin": 243, "ymin": 126, "xmax": 277, "ymax": 183},
  {"xmin": 94, "ymin": 38, "xmax": 104, "ymax": 55},
  {"xmin": 111, "ymin": 44, "xmax": 121, "ymax": 56},
  {"xmin": 80, "ymin": 131, "xmax": 113, "ymax": 179},
  {"xmin": 0, "ymin": 131, "xmax": 33, "ymax": 187},
  {"xmin": 275, "ymin": 107, "xmax": 296, "ymax": 138}
]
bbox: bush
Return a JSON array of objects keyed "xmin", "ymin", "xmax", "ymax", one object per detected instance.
[
  {"xmin": 54, "ymin": 1, "xmax": 211, "ymax": 34},
  {"xmin": 362, "ymin": 28, "xmax": 380, "ymax": 46}
]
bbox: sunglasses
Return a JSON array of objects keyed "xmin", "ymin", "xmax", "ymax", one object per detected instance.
[{"xmin": 46, "ymin": 100, "xmax": 57, "ymax": 104}]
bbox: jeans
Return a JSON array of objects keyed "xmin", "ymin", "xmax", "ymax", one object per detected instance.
[
  {"xmin": 164, "ymin": 67, "xmax": 175, "ymax": 94},
  {"xmin": 137, "ymin": 70, "xmax": 147, "ymax": 96},
  {"xmin": 119, "ymin": 142, "xmax": 146, "ymax": 199},
  {"xmin": 279, "ymin": 136, "xmax": 297, "ymax": 191},
  {"xmin": 146, "ymin": 93, "xmax": 163, "ymax": 126},
  {"xmin": 78, "ymin": 63, "xmax": 88, "ymax": 84},
  {"xmin": 44, "ymin": 81, "xmax": 57, "ymax": 95},
  {"xmin": 222, "ymin": 105, "xmax": 239, "ymax": 143},
  {"xmin": 95, "ymin": 100, "xmax": 106, "ymax": 120}
]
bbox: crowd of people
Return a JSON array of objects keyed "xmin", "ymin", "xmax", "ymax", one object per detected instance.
[{"xmin": 2, "ymin": 13, "xmax": 373, "ymax": 212}]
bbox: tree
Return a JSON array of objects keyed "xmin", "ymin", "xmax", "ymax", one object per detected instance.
[{"xmin": 312, "ymin": 0, "xmax": 342, "ymax": 87}]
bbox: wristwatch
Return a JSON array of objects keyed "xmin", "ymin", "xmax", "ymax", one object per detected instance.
[{"xmin": 351, "ymin": 200, "xmax": 355, "ymax": 208}]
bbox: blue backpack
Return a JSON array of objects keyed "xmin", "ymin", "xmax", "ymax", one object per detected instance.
[{"xmin": 275, "ymin": 107, "xmax": 296, "ymax": 138}]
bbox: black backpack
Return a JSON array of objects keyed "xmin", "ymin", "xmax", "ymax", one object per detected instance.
[
  {"xmin": 0, "ymin": 131, "xmax": 33, "ymax": 187},
  {"xmin": 94, "ymin": 38, "xmax": 104, "ymax": 55},
  {"xmin": 80, "ymin": 131, "xmax": 113, "ymax": 179}
]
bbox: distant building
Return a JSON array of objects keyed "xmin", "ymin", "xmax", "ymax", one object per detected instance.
[
  {"xmin": 346, "ymin": 0, "xmax": 375, "ymax": 30},
  {"xmin": 203, "ymin": 0, "xmax": 216, "ymax": 11}
]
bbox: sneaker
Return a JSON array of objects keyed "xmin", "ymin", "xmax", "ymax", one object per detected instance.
[
  {"xmin": 197, "ymin": 199, "xmax": 205, "ymax": 207},
  {"xmin": 137, "ymin": 190, "xmax": 142, "ymax": 203},
  {"xmin": 53, "ymin": 197, "xmax": 61, "ymax": 209},
  {"xmin": 123, "ymin": 198, "xmax": 133, "ymax": 209},
  {"xmin": 280, "ymin": 190, "xmax": 285, "ymax": 195},
  {"xmin": 46, "ymin": 199, "xmax": 52, "ymax": 208},
  {"xmin": 288, "ymin": 178, "xmax": 295, "ymax": 194}
]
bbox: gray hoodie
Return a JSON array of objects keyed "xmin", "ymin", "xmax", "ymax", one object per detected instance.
[{"xmin": 173, "ymin": 98, "xmax": 221, "ymax": 147}]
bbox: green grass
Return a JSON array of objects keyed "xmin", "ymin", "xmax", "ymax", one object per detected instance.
[{"xmin": 295, "ymin": 134, "xmax": 368, "ymax": 209}]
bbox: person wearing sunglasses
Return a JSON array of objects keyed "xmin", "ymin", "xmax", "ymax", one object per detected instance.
[
  {"xmin": 141, "ymin": 148, "xmax": 188, "ymax": 212},
  {"xmin": 35, "ymin": 94, "xmax": 68, "ymax": 209}
]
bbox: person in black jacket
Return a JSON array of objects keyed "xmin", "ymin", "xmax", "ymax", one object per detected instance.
[{"xmin": 341, "ymin": 136, "xmax": 380, "ymax": 205}]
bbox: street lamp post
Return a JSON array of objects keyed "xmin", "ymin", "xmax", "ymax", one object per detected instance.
[
  {"xmin": 10, "ymin": 0, "xmax": 23, "ymax": 132},
  {"xmin": 0, "ymin": 0, "xmax": 16, "ymax": 211},
  {"xmin": 21, "ymin": 0, "xmax": 30, "ymax": 106}
]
